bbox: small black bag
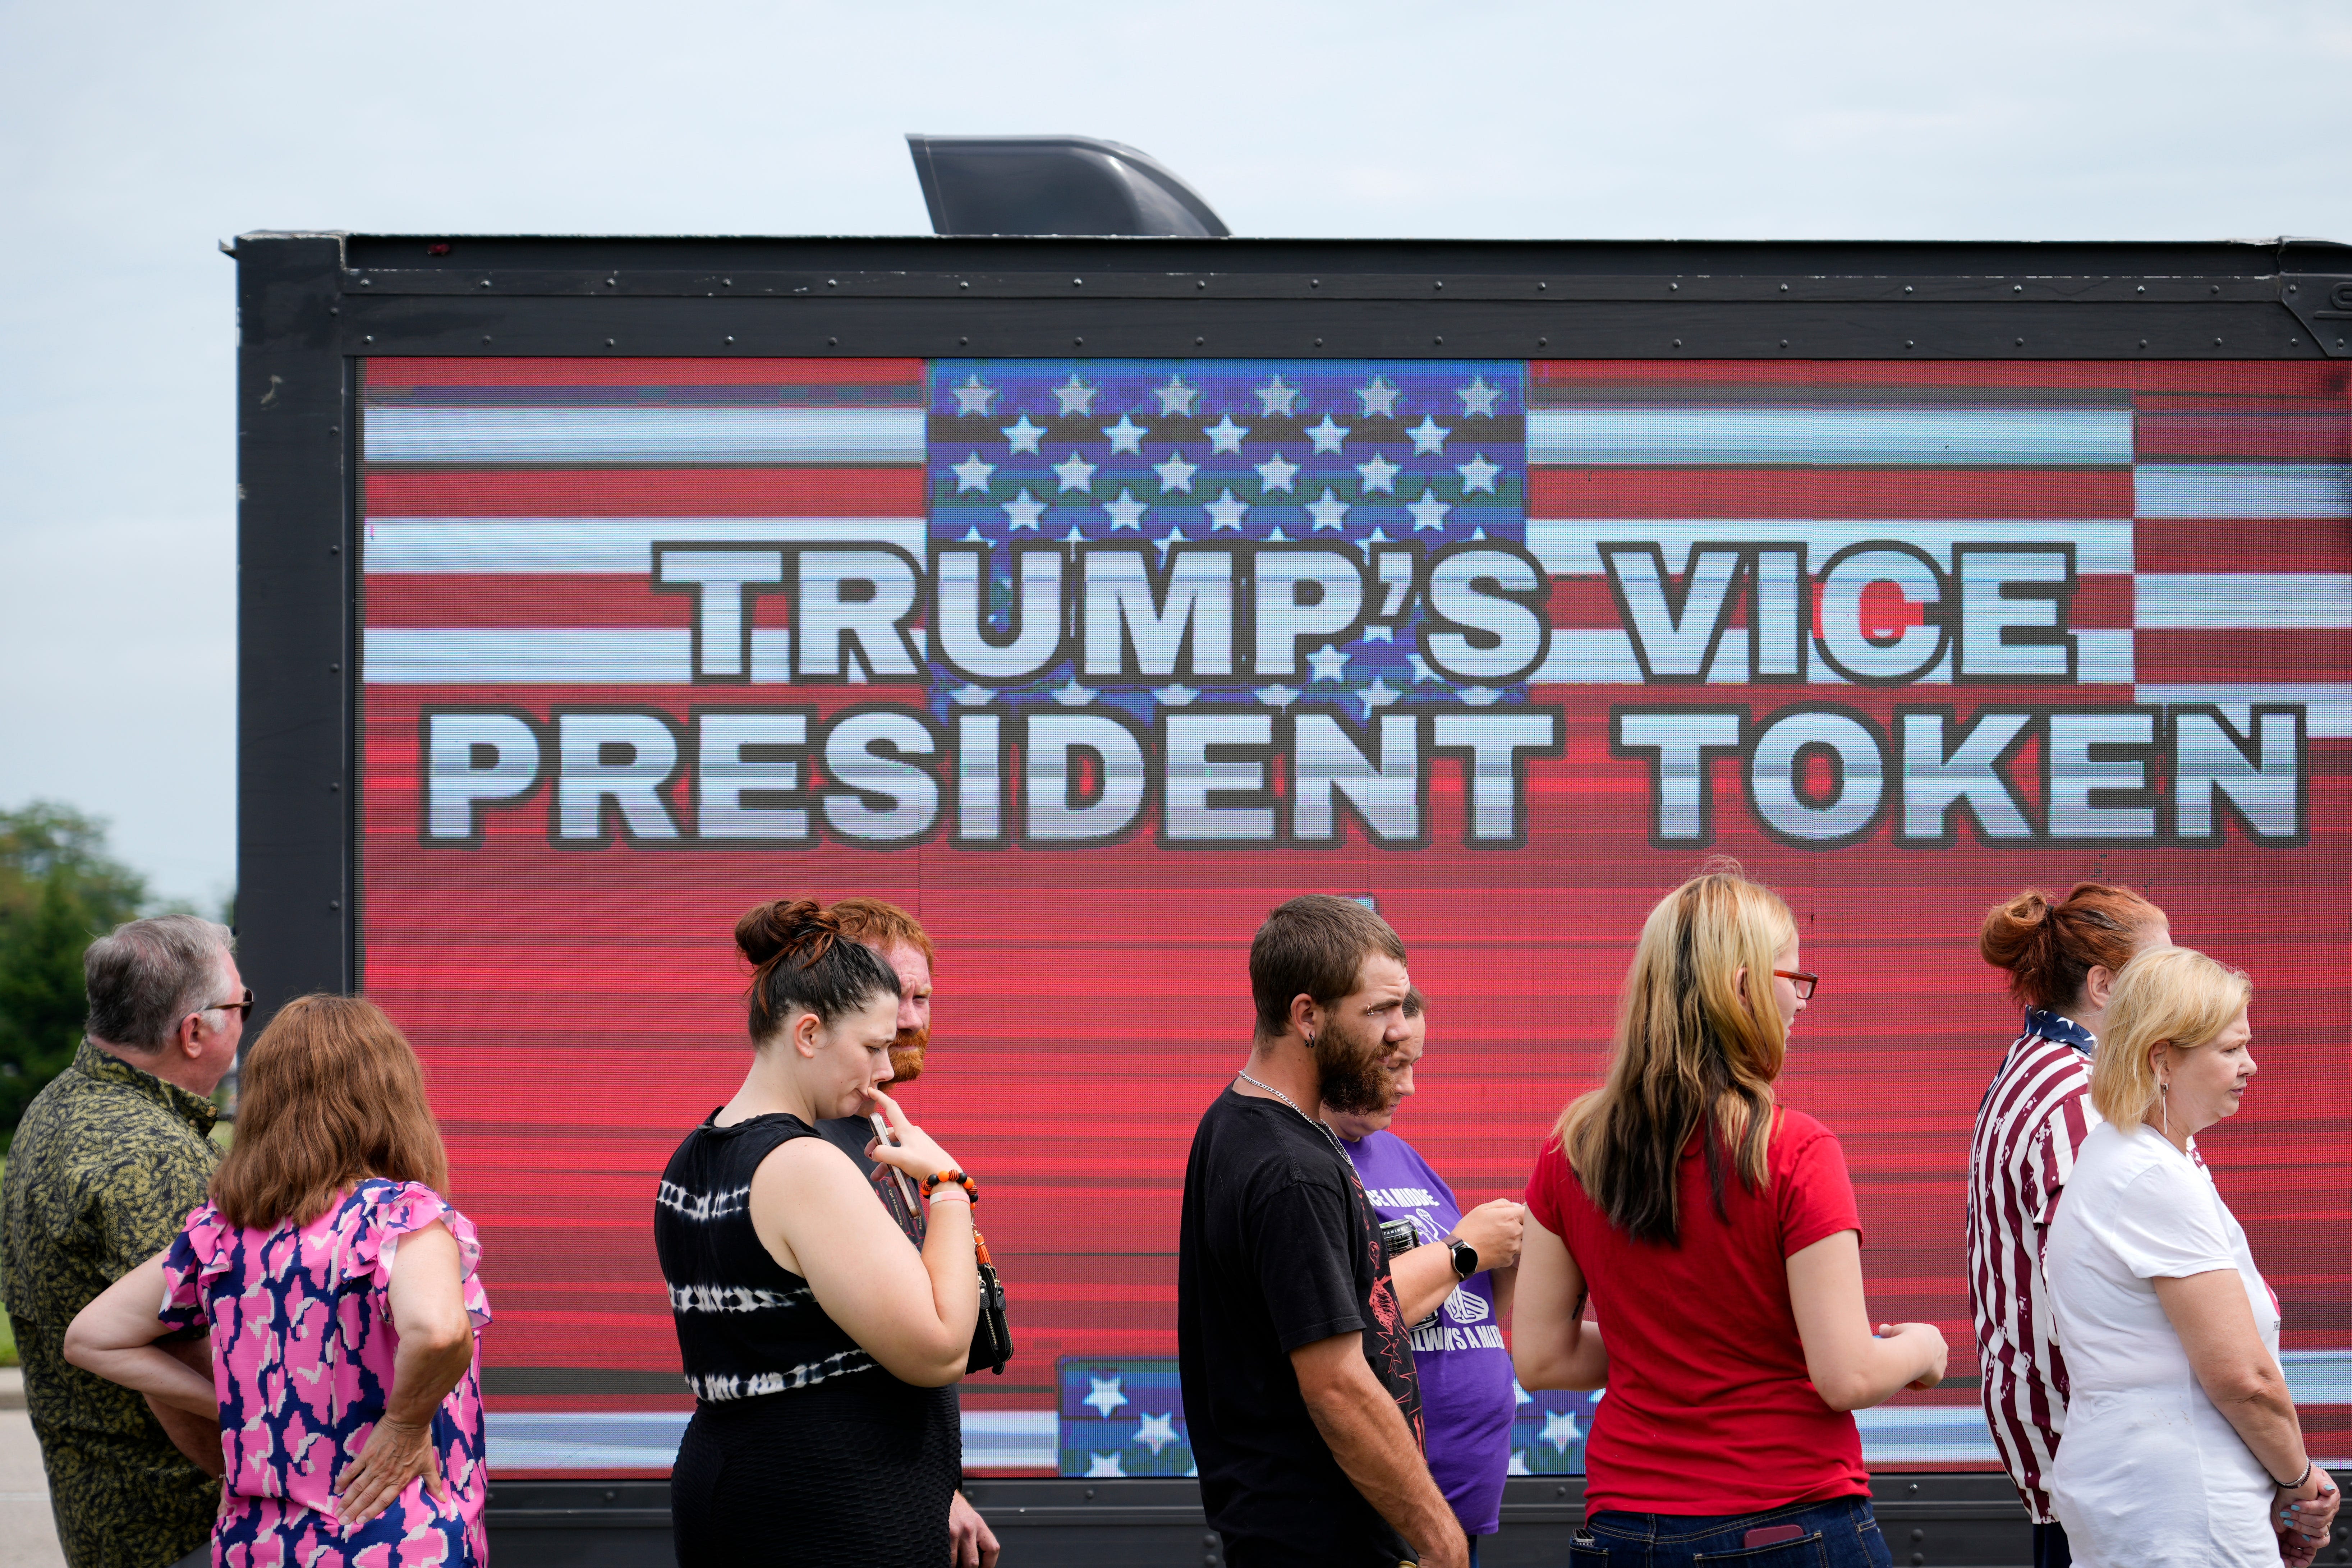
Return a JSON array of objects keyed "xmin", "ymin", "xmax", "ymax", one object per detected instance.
[{"xmin": 968, "ymin": 1231, "xmax": 1012, "ymax": 1375}]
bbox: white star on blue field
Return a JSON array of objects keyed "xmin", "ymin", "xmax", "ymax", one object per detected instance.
[{"xmin": 927, "ymin": 359, "xmax": 1529, "ymax": 723}]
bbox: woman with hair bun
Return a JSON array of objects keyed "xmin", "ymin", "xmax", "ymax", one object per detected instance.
[
  {"xmin": 1966, "ymin": 882, "xmax": 2168, "ymax": 1568},
  {"xmin": 656, "ymin": 900, "xmax": 980, "ymax": 1567}
]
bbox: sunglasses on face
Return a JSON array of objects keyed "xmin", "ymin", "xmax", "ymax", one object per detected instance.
[
  {"xmin": 1772, "ymin": 970, "xmax": 1820, "ymax": 1002},
  {"xmin": 196, "ymin": 988, "xmax": 255, "ymax": 1022}
]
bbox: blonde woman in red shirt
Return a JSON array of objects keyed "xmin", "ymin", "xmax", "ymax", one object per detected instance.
[{"xmin": 1515, "ymin": 864, "xmax": 1945, "ymax": 1567}]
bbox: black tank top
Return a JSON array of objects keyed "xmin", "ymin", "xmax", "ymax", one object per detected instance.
[{"xmin": 654, "ymin": 1112, "xmax": 877, "ymax": 1402}]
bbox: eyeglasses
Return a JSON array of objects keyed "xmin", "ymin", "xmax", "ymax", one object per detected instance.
[
  {"xmin": 1772, "ymin": 970, "xmax": 1820, "ymax": 1001},
  {"xmin": 196, "ymin": 988, "xmax": 255, "ymax": 1022}
]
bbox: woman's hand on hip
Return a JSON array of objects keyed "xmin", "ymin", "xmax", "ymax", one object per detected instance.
[
  {"xmin": 863, "ymin": 1087, "xmax": 961, "ymax": 1180},
  {"xmin": 335, "ymin": 1415, "xmax": 446, "ymax": 1529}
]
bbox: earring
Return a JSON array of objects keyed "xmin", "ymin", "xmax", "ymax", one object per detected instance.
[{"xmin": 2160, "ymin": 1078, "xmax": 2170, "ymax": 1138}]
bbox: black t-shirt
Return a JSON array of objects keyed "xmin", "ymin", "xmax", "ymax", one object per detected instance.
[{"xmin": 1177, "ymin": 1085, "xmax": 1423, "ymax": 1565}]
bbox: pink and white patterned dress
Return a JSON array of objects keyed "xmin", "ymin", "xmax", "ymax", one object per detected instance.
[{"xmin": 162, "ymin": 1179, "xmax": 493, "ymax": 1568}]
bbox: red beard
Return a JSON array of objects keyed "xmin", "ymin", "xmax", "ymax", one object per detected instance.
[{"xmin": 887, "ymin": 1026, "xmax": 931, "ymax": 1084}]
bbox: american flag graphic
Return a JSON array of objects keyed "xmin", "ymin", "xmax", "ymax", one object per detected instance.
[{"xmin": 357, "ymin": 356, "xmax": 2349, "ymax": 1477}]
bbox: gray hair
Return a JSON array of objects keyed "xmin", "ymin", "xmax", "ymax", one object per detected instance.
[{"xmin": 84, "ymin": 915, "xmax": 236, "ymax": 1053}]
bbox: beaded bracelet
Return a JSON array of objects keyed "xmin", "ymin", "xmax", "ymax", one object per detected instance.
[{"xmin": 921, "ymin": 1169, "xmax": 978, "ymax": 1206}]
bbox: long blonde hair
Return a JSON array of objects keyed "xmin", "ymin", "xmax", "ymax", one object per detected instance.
[{"xmin": 1558, "ymin": 863, "xmax": 1796, "ymax": 1246}]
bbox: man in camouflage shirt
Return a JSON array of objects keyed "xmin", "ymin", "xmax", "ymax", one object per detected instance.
[{"xmin": 0, "ymin": 915, "xmax": 244, "ymax": 1568}]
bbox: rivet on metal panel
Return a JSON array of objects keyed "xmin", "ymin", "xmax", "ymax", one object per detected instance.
[
  {"xmin": 2013, "ymin": 284, "xmax": 2022, "ymax": 293},
  {"xmin": 482, "ymin": 335, "xmax": 491, "ymax": 345},
  {"xmin": 1314, "ymin": 337, "xmax": 1324, "ymax": 347},
  {"xmin": 827, "ymin": 279, "xmax": 838, "ymax": 288},
  {"xmin": 1906, "ymin": 340, "xmax": 1916, "ymax": 349},
  {"xmin": 2291, "ymin": 338, "xmax": 2300, "ymax": 346},
  {"xmin": 1664, "ymin": 283, "xmax": 1673, "ymax": 291},
  {"xmin": 1542, "ymin": 281, "xmax": 1552, "ymax": 290},
  {"xmin": 2210, "ymin": 284, "xmax": 2220, "ymax": 294},
  {"xmin": 1195, "ymin": 336, "xmax": 1205, "ymax": 346},
  {"xmin": 328, "ymin": 545, "xmax": 340, "ymax": 555},
  {"xmin": 363, "ymin": 335, "xmax": 375, "ymax": 344},
  {"xmin": 1779, "ymin": 339, "xmax": 1789, "ymax": 348},
  {"xmin": 1073, "ymin": 279, "xmax": 1083, "ymax": 288},
  {"xmin": 329, "ymin": 663, "xmax": 340, "ymax": 673},
  {"xmin": 329, "ymin": 901, "xmax": 341, "ymax": 911},
  {"xmin": 959, "ymin": 280, "xmax": 970, "ymax": 289},
  {"xmin": 481, "ymin": 279, "xmax": 492, "ymax": 288},
  {"xmin": 1196, "ymin": 280, "xmax": 1207, "ymax": 289},
  {"xmin": 1433, "ymin": 336, "xmax": 1444, "ymax": 346},
  {"xmin": 1779, "ymin": 284, "xmax": 1789, "ymax": 292},
  {"xmin": 329, "ymin": 307, "xmax": 339, "ymax": 316},
  {"xmin": 2141, "ymin": 339, "xmax": 2150, "ymax": 348},
  {"xmin": 960, "ymin": 336, "xmax": 970, "ymax": 345},
  {"xmin": 2289, "ymin": 283, "xmax": 2298, "ymax": 293},
  {"xmin": 1434, "ymin": 281, "xmax": 1444, "ymax": 291},
  {"xmin": 1673, "ymin": 339, "xmax": 1683, "ymax": 348},
  {"xmin": 725, "ymin": 336, "xmax": 735, "ymax": 345},
  {"xmin": 1074, "ymin": 337, "xmax": 1084, "ymax": 347},
  {"xmin": 2015, "ymin": 337, "xmax": 2025, "ymax": 347},
  {"xmin": 329, "ymin": 425, "xmax": 340, "ymax": 435},
  {"xmin": 359, "ymin": 277, "xmax": 371, "ymax": 286},
  {"xmin": 605, "ymin": 278, "xmax": 615, "ymax": 288},
  {"xmin": 329, "ymin": 782, "xmax": 339, "ymax": 792},
  {"xmin": 723, "ymin": 278, "xmax": 733, "ymax": 286},
  {"xmin": 606, "ymin": 338, "xmax": 616, "ymax": 347},
  {"xmin": 1310, "ymin": 279, "xmax": 1320, "ymax": 288},
  {"xmin": 1904, "ymin": 285, "xmax": 1914, "ymax": 293},
  {"xmin": 830, "ymin": 337, "xmax": 840, "ymax": 347},
  {"xmin": 1537, "ymin": 336, "xmax": 1547, "ymax": 347},
  {"xmin": 2214, "ymin": 337, "xmax": 2223, "ymax": 347},
  {"xmin": 2137, "ymin": 285, "xmax": 2146, "ymax": 294}
]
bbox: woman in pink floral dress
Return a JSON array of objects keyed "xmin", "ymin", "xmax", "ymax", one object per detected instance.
[{"xmin": 67, "ymin": 995, "xmax": 492, "ymax": 1568}]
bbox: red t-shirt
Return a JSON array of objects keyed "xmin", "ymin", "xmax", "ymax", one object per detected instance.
[{"xmin": 1524, "ymin": 1106, "xmax": 1868, "ymax": 1516}]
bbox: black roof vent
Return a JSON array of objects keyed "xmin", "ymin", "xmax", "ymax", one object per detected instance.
[{"xmin": 906, "ymin": 135, "xmax": 1229, "ymax": 238}]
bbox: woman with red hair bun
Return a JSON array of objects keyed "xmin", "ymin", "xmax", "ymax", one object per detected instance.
[{"xmin": 1967, "ymin": 882, "xmax": 2169, "ymax": 1568}]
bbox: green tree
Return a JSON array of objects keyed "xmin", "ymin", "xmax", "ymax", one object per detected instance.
[{"xmin": 0, "ymin": 804, "xmax": 148, "ymax": 1144}]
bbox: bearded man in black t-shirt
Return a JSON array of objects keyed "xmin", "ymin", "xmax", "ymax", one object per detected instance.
[{"xmin": 1177, "ymin": 895, "xmax": 1467, "ymax": 1568}]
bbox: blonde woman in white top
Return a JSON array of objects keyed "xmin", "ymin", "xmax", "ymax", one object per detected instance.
[{"xmin": 2044, "ymin": 946, "xmax": 2339, "ymax": 1568}]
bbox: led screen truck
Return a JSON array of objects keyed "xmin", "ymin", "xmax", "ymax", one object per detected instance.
[{"xmin": 231, "ymin": 206, "xmax": 2352, "ymax": 1567}]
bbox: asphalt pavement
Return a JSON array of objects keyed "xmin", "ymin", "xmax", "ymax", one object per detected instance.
[{"xmin": 0, "ymin": 1372, "xmax": 64, "ymax": 1568}]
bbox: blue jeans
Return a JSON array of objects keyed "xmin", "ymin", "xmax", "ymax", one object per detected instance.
[{"xmin": 1571, "ymin": 1496, "xmax": 1893, "ymax": 1566}]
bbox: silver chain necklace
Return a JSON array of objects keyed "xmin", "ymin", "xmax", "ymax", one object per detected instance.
[{"xmin": 1235, "ymin": 1068, "xmax": 1350, "ymax": 1160}]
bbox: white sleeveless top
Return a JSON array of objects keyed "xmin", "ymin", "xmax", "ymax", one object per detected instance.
[{"xmin": 2044, "ymin": 1120, "xmax": 2281, "ymax": 1568}]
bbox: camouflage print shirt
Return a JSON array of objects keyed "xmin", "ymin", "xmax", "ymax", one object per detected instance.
[{"xmin": 0, "ymin": 1039, "xmax": 223, "ymax": 1568}]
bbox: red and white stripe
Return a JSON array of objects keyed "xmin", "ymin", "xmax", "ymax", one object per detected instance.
[
  {"xmin": 1966, "ymin": 1026, "xmax": 2101, "ymax": 1522},
  {"xmin": 360, "ymin": 358, "xmax": 925, "ymax": 687}
]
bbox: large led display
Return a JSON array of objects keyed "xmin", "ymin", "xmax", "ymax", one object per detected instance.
[{"xmin": 357, "ymin": 355, "xmax": 2350, "ymax": 1477}]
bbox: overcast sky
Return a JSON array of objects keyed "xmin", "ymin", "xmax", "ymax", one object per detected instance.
[{"xmin": 2, "ymin": 0, "xmax": 2347, "ymax": 905}]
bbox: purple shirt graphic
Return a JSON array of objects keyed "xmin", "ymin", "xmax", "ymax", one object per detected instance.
[{"xmin": 1341, "ymin": 1128, "xmax": 1517, "ymax": 1537}]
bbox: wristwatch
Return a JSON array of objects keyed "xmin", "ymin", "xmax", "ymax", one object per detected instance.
[{"xmin": 1446, "ymin": 1237, "xmax": 1479, "ymax": 1280}]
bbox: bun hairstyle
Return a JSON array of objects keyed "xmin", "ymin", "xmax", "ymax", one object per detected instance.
[
  {"xmin": 1979, "ymin": 882, "xmax": 2162, "ymax": 1012},
  {"xmin": 735, "ymin": 898, "xmax": 901, "ymax": 1045}
]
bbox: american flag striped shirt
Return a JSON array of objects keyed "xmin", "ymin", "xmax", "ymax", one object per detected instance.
[{"xmin": 1967, "ymin": 1008, "xmax": 2101, "ymax": 1522}]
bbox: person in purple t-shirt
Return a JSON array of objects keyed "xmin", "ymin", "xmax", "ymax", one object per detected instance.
[{"xmin": 1331, "ymin": 988, "xmax": 1526, "ymax": 1564}]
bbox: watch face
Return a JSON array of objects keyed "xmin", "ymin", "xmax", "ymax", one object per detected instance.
[{"xmin": 1450, "ymin": 1239, "xmax": 1476, "ymax": 1278}]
